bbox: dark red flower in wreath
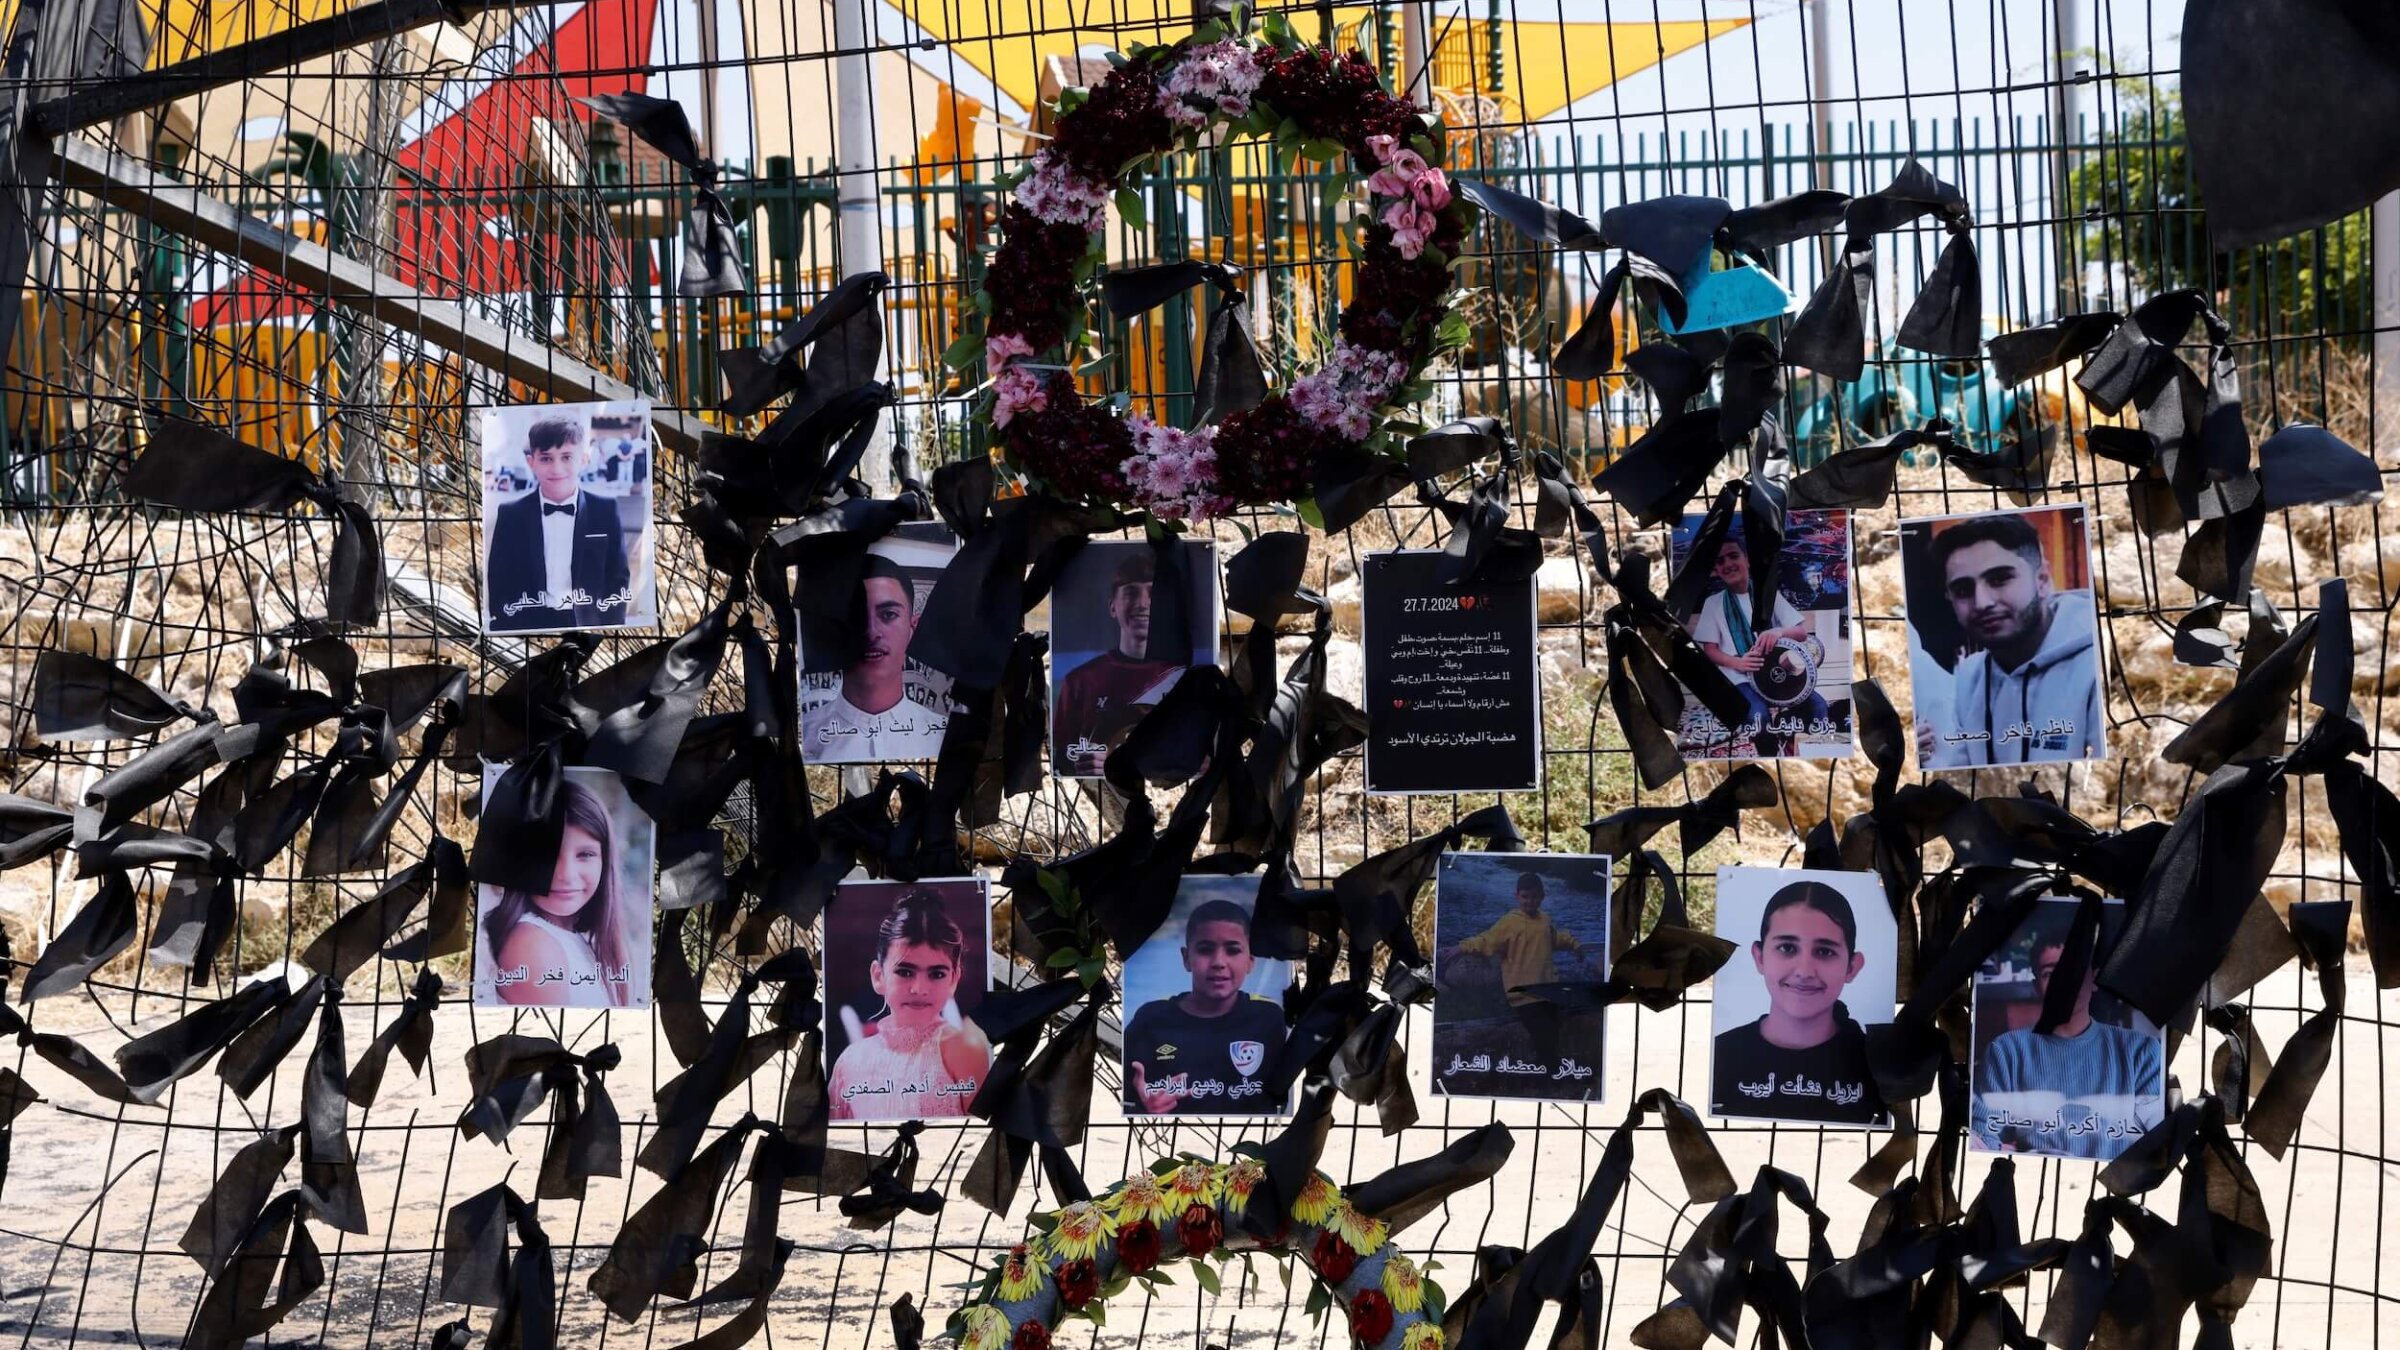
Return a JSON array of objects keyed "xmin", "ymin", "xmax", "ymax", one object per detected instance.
[
  {"xmin": 1211, "ymin": 398, "xmax": 1346, "ymax": 504},
  {"xmin": 1054, "ymin": 1258, "xmax": 1100, "ymax": 1310},
  {"xmin": 1348, "ymin": 1288, "xmax": 1396, "ymax": 1344},
  {"xmin": 1177, "ymin": 1203, "xmax": 1223, "ymax": 1259},
  {"xmin": 1260, "ymin": 47, "xmax": 1388, "ymax": 149},
  {"xmin": 1118, "ymin": 1219, "xmax": 1164, "ymax": 1274},
  {"xmin": 1344, "ymin": 224, "xmax": 1468, "ymax": 355},
  {"xmin": 1011, "ymin": 1322, "xmax": 1052, "ymax": 1350},
  {"xmin": 1001, "ymin": 377, "xmax": 1135, "ymax": 500},
  {"xmin": 983, "ymin": 206, "xmax": 1089, "ymax": 352},
  {"xmin": 1048, "ymin": 62, "xmax": 1175, "ymax": 179},
  {"xmin": 1312, "ymin": 1227, "xmax": 1359, "ymax": 1285}
]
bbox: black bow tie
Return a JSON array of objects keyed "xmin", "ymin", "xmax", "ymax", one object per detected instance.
[{"xmin": 541, "ymin": 499, "xmax": 575, "ymax": 517}]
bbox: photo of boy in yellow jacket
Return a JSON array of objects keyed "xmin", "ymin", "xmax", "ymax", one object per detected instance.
[{"xmin": 1434, "ymin": 858, "xmax": 1612, "ymax": 1101}]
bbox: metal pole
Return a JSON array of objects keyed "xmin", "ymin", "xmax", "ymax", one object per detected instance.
[
  {"xmin": 2051, "ymin": 0, "xmax": 2084, "ymax": 316},
  {"xmin": 2375, "ymin": 191, "xmax": 2399, "ymax": 453},
  {"xmin": 830, "ymin": 0, "xmax": 893, "ymax": 490},
  {"xmin": 1400, "ymin": 0, "xmax": 1431, "ymax": 109},
  {"xmin": 1809, "ymin": 0, "xmax": 1833, "ymax": 192},
  {"xmin": 694, "ymin": 0, "xmax": 720, "ymax": 155}
]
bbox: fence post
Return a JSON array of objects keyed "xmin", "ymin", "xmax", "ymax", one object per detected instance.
[
  {"xmin": 2377, "ymin": 191, "xmax": 2398, "ymax": 452},
  {"xmin": 831, "ymin": 0, "xmax": 892, "ymax": 489},
  {"xmin": 2050, "ymin": 0, "xmax": 2084, "ymax": 317}
]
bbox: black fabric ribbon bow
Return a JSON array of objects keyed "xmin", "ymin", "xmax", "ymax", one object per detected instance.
[
  {"xmin": 441, "ymin": 1182, "xmax": 558, "ymax": 1350},
  {"xmin": 1103, "ymin": 259, "xmax": 1268, "ymax": 423},
  {"xmin": 126, "ymin": 416, "xmax": 383, "ymax": 625},
  {"xmin": 578, "ymin": 92, "xmax": 750, "ymax": 298},
  {"xmin": 719, "ymin": 269, "xmax": 888, "ymax": 417},
  {"xmin": 31, "ymin": 648, "xmax": 209, "ymax": 742},
  {"xmin": 962, "ymin": 975, "xmax": 1100, "ymax": 1215},
  {"xmin": 1597, "ymin": 550, "xmax": 1753, "ymax": 789},
  {"xmin": 457, "ymin": 1035, "xmax": 624, "ymax": 1203},
  {"xmin": 1449, "ymin": 1089, "xmax": 1734, "ymax": 1350},
  {"xmin": 1784, "ymin": 158, "xmax": 1979, "ymax": 380}
]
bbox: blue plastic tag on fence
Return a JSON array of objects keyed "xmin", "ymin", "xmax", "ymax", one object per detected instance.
[{"xmin": 1662, "ymin": 259, "xmax": 1793, "ymax": 334}]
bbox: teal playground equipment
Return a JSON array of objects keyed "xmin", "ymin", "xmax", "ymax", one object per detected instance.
[{"xmin": 1790, "ymin": 332, "xmax": 2037, "ymax": 469}]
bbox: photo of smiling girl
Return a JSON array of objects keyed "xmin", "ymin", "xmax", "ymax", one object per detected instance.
[
  {"xmin": 475, "ymin": 767, "xmax": 655, "ymax": 1009},
  {"xmin": 1709, "ymin": 868, "xmax": 1895, "ymax": 1126},
  {"xmin": 823, "ymin": 878, "xmax": 992, "ymax": 1122}
]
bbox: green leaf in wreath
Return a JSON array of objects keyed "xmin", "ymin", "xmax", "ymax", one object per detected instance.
[
  {"xmin": 941, "ymin": 333, "xmax": 986, "ymax": 371},
  {"xmin": 1303, "ymin": 1280, "xmax": 1330, "ymax": 1322},
  {"xmin": 1193, "ymin": 1261, "xmax": 1222, "ymax": 1296},
  {"xmin": 1045, "ymin": 948, "xmax": 1082, "ymax": 970},
  {"xmin": 1296, "ymin": 496, "xmax": 1326, "ymax": 531},
  {"xmin": 1114, "ymin": 188, "xmax": 1148, "ymax": 231}
]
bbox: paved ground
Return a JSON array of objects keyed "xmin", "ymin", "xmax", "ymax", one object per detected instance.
[{"xmin": 1, "ymin": 966, "xmax": 2394, "ymax": 1349}]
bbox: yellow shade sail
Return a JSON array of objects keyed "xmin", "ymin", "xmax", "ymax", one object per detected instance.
[
  {"xmin": 891, "ymin": 1, "xmax": 1743, "ymax": 124},
  {"xmin": 0, "ymin": 0, "xmax": 352, "ymax": 70}
]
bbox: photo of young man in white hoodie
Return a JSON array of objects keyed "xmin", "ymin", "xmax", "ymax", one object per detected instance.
[{"xmin": 1901, "ymin": 505, "xmax": 2106, "ymax": 768}]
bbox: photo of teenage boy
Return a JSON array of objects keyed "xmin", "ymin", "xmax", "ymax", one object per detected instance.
[
  {"xmin": 1902, "ymin": 506, "xmax": 2105, "ymax": 768},
  {"xmin": 805, "ymin": 557, "xmax": 942, "ymax": 754},
  {"xmin": 1121, "ymin": 881, "xmax": 1290, "ymax": 1117},
  {"xmin": 1688, "ymin": 535, "xmax": 1828, "ymax": 756},
  {"xmin": 485, "ymin": 413, "xmax": 634, "ymax": 632},
  {"xmin": 1971, "ymin": 900, "xmax": 2165, "ymax": 1160},
  {"xmin": 797, "ymin": 532, "xmax": 961, "ymax": 764},
  {"xmin": 1710, "ymin": 870, "xmax": 1894, "ymax": 1126},
  {"xmin": 1050, "ymin": 541, "xmax": 1217, "ymax": 778},
  {"xmin": 1432, "ymin": 853, "xmax": 1611, "ymax": 1102}
]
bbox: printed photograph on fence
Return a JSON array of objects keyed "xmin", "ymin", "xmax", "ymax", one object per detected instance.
[
  {"xmin": 798, "ymin": 526, "xmax": 961, "ymax": 763},
  {"xmin": 1120, "ymin": 875, "xmax": 1292, "ymax": 1118},
  {"xmin": 1359, "ymin": 549, "xmax": 1543, "ymax": 794},
  {"xmin": 1710, "ymin": 867, "xmax": 1894, "ymax": 1126},
  {"xmin": 1970, "ymin": 897, "xmax": 2166, "ymax": 1160},
  {"xmin": 1049, "ymin": 539, "xmax": 1221, "ymax": 778},
  {"xmin": 474, "ymin": 767, "xmax": 655, "ymax": 1009},
  {"xmin": 822, "ymin": 877, "xmax": 993, "ymax": 1122},
  {"xmin": 480, "ymin": 400, "xmax": 655, "ymax": 633},
  {"xmin": 1668, "ymin": 508, "xmax": 1854, "ymax": 760},
  {"xmin": 1432, "ymin": 852, "xmax": 1612, "ymax": 1102},
  {"xmin": 1899, "ymin": 503, "xmax": 2105, "ymax": 769}
]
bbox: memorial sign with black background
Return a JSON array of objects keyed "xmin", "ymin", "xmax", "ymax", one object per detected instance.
[{"xmin": 1361, "ymin": 549, "xmax": 1542, "ymax": 794}]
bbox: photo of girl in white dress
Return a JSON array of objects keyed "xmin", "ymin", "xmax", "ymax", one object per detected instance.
[
  {"xmin": 475, "ymin": 767, "xmax": 655, "ymax": 1009},
  {"xmin": 824, "ymin": 878, "xmax": 992, "ymax": 1121}
]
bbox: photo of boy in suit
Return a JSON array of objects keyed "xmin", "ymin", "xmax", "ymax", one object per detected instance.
[{"xmin": 482, "ymin": 404, "xmax": 653, "ymax": 633}]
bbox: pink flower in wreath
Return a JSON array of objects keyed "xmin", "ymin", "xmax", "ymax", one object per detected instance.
[
  {"xmin": 1367, "ymin": 148, "xmax": 1429, "ymax": 197},
  {"xmin": 985, "ymin": 331, "xmax": 1037, "ymax": 372},
  {"xmin": 1381, "ymin": 197, "xmax": 1436, "ymax": 259},
  {"xmin": 1016, "ymin": 149, "xmax": 1111, "ymax": 230},
  {"xmin": 991, "ymin": 364, "xmax": 1051, "ymax": 429},
  {"xmin": 1409, "ymin": 168, "xmax": 1452, "ymax": 212},
  {"xmin": 1162, "ymin": 40, "xmax": 1265, "ymax": 130}
]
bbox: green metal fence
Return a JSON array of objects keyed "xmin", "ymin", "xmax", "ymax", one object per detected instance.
[{"xmin": 26, "ymin": 105, "xmax": 2377, "ymax": 506}]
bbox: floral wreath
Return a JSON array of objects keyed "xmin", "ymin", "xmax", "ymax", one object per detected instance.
[
  {"xmin": 951, "ymin": 1155, "xmax": 1447, "ymax": 1350},
  {"xmin": 944, "ymin": 14, "xmax": 1475, "ymax": 527}
]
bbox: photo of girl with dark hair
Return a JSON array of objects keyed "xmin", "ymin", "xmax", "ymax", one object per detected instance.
[
  {"xmin": 824, "ymin": 878, "xmax": 993, "ymax": 1122},
  {"xmin": 475, "ymin": 768, "xmax": 655, "ymax": 1009},
  {"xmin": 1710, "ymin": 868, "xmax": 1895, "ymax": 1126}
]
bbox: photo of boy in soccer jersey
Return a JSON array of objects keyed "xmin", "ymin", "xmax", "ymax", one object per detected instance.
[{"xmin": 1120, "ymin": 878, "xmax": 1291, "ymax": 1117}]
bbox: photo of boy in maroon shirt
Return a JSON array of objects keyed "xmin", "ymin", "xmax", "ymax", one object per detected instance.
[{"xmin": 1051, "ymin": 543, "xmax": 1219, "ymax": 777}]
